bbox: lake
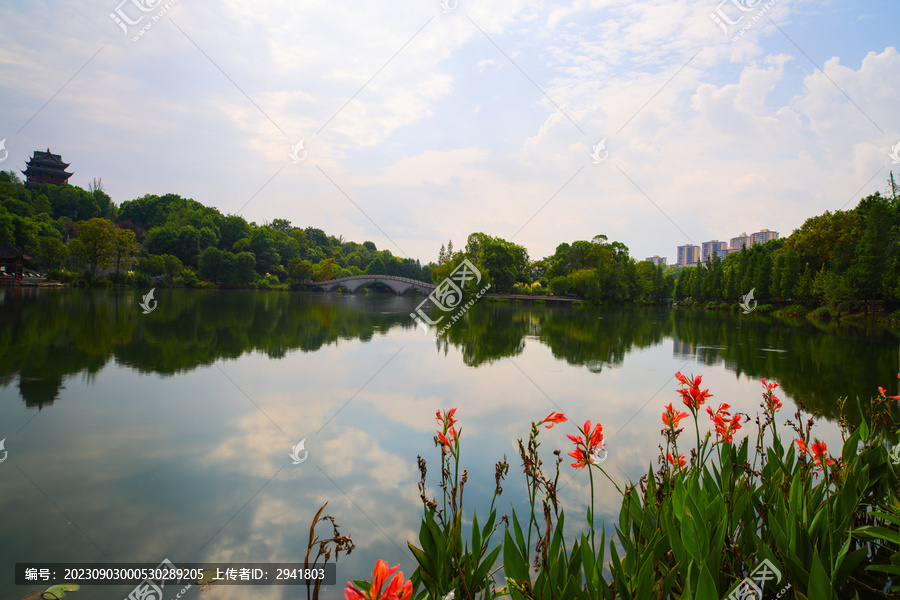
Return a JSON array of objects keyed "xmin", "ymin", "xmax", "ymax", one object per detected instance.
[{"xmin": 2, "ymin": 288, "xmax": 897, "ymax": 599}]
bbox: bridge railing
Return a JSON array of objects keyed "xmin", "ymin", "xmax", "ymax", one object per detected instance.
[{"xmin": 298, "ymin": 275, "xmax": 436, "ymax": 288}]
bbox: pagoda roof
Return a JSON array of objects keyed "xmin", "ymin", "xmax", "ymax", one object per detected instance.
[
  {"xmin": 0, "ymin": 239, "xmax": 32, "ymax": 261},
  {"xmin": 22, "ymin": 165, "xmax": 73, "ymax": 178},
  {"xmin": 26, "ymin": 149, "xmax": 71, "ymax": 169}
]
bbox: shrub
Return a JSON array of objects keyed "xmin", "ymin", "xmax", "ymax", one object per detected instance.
[
  {"xmin": 808, "ymin": 306, "xmax": 833, "ymax": 320},
  {"xmin": 777, "ymin": 304, "xmax": 808, "ymax": 318},
  {"xmin": 131, "ymin": 271, "xmax": 154, "ymax": 287}
]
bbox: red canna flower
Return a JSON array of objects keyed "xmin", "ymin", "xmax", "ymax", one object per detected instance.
[
  {"xmin": 567, "ymin": 420, "xmax": 605, "ymax": 468},
  {"xmin": 667, "ymin": 453, "xmax": 687, "ymax": 470},
  {"xmin": 436, "ymin": 427, "xmax": 459, "ymax": 454},
  {"xmin": 878, "ymin": 386, "xmax": 900, "ymax": 400},
  {"xmin": 435, "ymin": 408, "xmax": 457, "ymax": 428},
  {"xmin": 676, "ymin": 373, "xmax": 712, "ymax": 411},
  {"xmin": 760, "ymin": 379, "xmax": 783, "ymax": 413},
  {"xmin": 809, "ymin": 442, "xmax": 836, "ymax": 466},
  {"xmin": 662, "ymin": 403, "xmax": 689, "ymax": 429},
  {"xmin": 705, "ymin": 403, "xmax": 732, "ymax": 419},
  {"xmin": 345, "ymin": 560, "xmax": 412, "ymax": 600},
  {"xmin": 795, "ymin": 439, "xmax": 835, "ymax": 469},
  {"xmin": 539, "ymin": 411, "xmax": 567, "ymax": 429},
  {"xmin": 711, "ymin": 413, "xmax": 742, "ymax": 443}
]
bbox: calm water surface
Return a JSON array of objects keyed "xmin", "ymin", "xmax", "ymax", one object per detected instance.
[{"xmin": 1, "ymin": 288, "xmax": 896, "ymax": 599}]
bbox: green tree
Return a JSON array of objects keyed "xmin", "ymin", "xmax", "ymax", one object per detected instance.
[
  {"xmin": 199, "ymin": 247, "xmax": 225, "ymax": 283},
  {"xmin": 287, "ymin": 258, "xmax": 314, "ymax": 282},
  {"xmin": 75, "ymin": 218, "xmax": 114, "ymax": 275},
  {"xmin": 111, "ymin": 227, "xmax": 140, "ymax": 277},
  {"xmin": 137, "ymin": 254, "xmax": 166, "ymax": 277},
  {"xmin": 35, "ymin": 237, "xmax": 69, "ymax": 272},
  {"xmin": 233, "ymin": 252, "xmax": 257, "ymax": 284},
  {"xmin": 849, "ymin": 199, "xmax": 889, "ymax": 302}
]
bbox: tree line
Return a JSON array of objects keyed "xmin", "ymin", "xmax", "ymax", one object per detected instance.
[
  {"xmin": 2, "ymin": 168, "xmax": 896, "ymax": 311},
  {"xmin": 672, "ymin": 190, "xmax": 899, "ymax": 312},
  {"xmin": 0, "ymin": 171, "xmax": 428, "ymax": 287}
]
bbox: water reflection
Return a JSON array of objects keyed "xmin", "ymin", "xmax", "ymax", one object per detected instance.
[
  {"xmin": 2, "ymin": 289, "xmax": 897, "ymax": 599},
  {"xmin": 1, "ymin": 289, "xmax": 896, "ymax": 418}
]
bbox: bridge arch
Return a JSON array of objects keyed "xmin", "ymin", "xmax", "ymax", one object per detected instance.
[{"xmin": 306, "ymin": 275, "xmax": 436, "ymax": 296}]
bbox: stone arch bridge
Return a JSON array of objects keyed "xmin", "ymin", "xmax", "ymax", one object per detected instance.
[{"xmin": 303, "ymin": 275, "xmax": 436, "ymax": 295}]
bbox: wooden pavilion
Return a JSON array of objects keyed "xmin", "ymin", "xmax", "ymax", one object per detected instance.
[{"xmin": 0, "ymin": 239, "xmax": 31, "ymax": 283}]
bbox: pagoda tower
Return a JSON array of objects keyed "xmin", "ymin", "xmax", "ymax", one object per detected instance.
[{"xmin": 22, "ymin": 149, "xmax": 73, "ymax": 188}]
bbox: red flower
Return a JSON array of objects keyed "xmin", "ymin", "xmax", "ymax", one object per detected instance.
[
  {"xmin": 539, "ymin": 411, "xmax": 567, "ymax": 429},
  {"xmin": 761, "ymin": 379, "xmax": 783, "ymax": 413},
  {"xmin": 705, "ymin": 403, "xmax": 732, "ymax": 419},
  {"xmin": 662, "ymin": 403, "xmax": 689, "ymax": 429},
  {"xmin": 567, "ymin": 420, "xmax": 605, "ymax": 468},
  {"xmin": 435, "ymin": 408, "xmax": 457, "ymax": 427},
  {"xmin": 878, "ymin": 387, "xmax": 900, "ymax": 400},
  {"xmin": 795, "ymin": 439, "xmax": 836, "ymax": 468},
  {"xmin": 711, "ymin": 414, "xmax": 742, "ymax": 443},
  {"xmin": 676, "ymin": 373, "xmax": 712, "ymax": 411},
  {"xmin": 345, "ymin": 560, "xmax": 412, "ymax": 600},
  {"xmin": 436, "ymin": 426, "xmax": 459, "ymax": 454},
  {"xmin": 667, "ymin": 453, "xmax": 687, "ymax": 470}
]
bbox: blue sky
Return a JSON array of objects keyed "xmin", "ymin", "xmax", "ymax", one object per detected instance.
[{"xmin": 1, "ymin": 0, "xmax": 898, "ymax": 265}]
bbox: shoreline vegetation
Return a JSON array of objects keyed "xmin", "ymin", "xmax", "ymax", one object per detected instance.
[
  {"xmin": 321, "ymin": 373, "xmax": 900, "ymax": 599},
  {"xmin": 2, "ymin": 169, "xmax": 899, "ymax": 327}
]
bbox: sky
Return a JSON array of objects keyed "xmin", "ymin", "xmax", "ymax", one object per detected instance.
[{"xmin": 1, "ymin": 0, "xmax": 898, "ymax": 266}]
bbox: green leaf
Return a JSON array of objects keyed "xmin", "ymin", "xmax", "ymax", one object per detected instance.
[
  {"xmin": 40, "ymin": 585, "xmax": 79, "ymax": 600},
  {"xmin": 853, "ymin": 525, "xmax": 900, "ymax": 547},
  {"xmin": 807, "ymin": 552, "xmax": 833, "ymax": 600},
  {"xmin": 842, "ymin": 429, "xmax": 861, "ymax": 463},
  {"xmin": 696, "ymin": 565, "xmax": 718, "ymax": 599},
  {"xmin": 503, "ymin": 528, "xmax": 530, "ymax": 583},
  {"xmin": 865, "ymin": 564, "xmax": 900, "ymax": 576}
]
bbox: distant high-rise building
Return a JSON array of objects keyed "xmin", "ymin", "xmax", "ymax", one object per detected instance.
[
  {"xmin": 730, "ymin": 233, "xmax": 751, "ymax": 251},
  {"xmin": 701, "ymin": 240, "xmax": 727, "ymax": 263},
  {"xmin": 751, "ymin": 228, "xmax": 779, "ymax": 246},
  {"xmin": 715, "ymin": 248, "xmax": 738, "ymax": 260},
  {"xmin": 646, "ymin": 255, "xmax": 667, "ymax": 266},
  {"xmin": 676, "ymin": 244, "xmax": 701, "ymax": 266}
]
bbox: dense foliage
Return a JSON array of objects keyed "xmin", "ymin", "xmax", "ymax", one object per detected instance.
[
  {"xmin": 374, "ymin": 373, "xmax": 900, "ymax": 599},
  {"xmin": 671, "ymin": 191, "xmax": 900, "ymax": 313},
  {"xmin": 0, "ymin": 171, "xmax": 427, "ymax": 287},
  {"xmin": 3, "ymin": 168, "xmax": 897, "ymax": 311}
]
